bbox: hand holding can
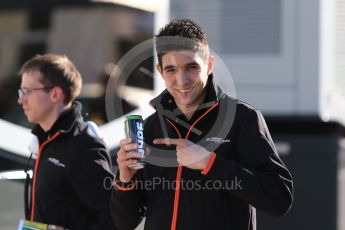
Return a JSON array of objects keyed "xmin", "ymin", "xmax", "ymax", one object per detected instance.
[{"xmin": 124, "ymin": 115, "xmax": 145, "ymax": 169}]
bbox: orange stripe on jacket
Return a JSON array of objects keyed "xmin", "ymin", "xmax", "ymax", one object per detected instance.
[
  {"xmin": 165, "ymin": 102, "xmax": 219, "ymax": 230},
  {"xmin": 30, "ymin": 132, "xmax": 61, "ymax": 221}
]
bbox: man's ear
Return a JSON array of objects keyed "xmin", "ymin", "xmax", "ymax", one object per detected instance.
[
  {"xmin": 156, "ymin": 63, "xmax": 163, "ymax": 76},
  {"xmin": 50, "ymin": 87, "xmax": 65, "ymax": 103},
  {"xmin": 207, "ymin": 55, "xmax": 215, "ymax": 75}
]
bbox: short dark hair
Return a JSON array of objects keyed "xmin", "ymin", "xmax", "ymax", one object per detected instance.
[
  {"xmin": 19, "ymin": 54, "xmax": 82, "ymax": 104},
  {"xmin": 155, "ymin": 19, "xmax": 210, "ymax": 67}
]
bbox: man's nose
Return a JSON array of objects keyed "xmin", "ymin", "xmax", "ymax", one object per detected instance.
[
  {"xmin": 18, "ymin": 96, "xmax": 24, "ymax": 105},
  {"xmin": 176, "ymin": 70, "xmax": 189, "ymax": 85}
]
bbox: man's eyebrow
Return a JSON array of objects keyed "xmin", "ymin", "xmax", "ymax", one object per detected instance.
[
  {"xmin": 185, "ymin": 62, "xmax": 200, "ymax": 67},
  {"xmin": 163, "ymin": 65, "xmax": 176, "ymax": 71},
  {"xmin": 163, "ymin": 62, "xmax": 200, "ymax": 70}
]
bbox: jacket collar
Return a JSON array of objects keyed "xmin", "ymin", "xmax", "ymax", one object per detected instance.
[
  {"xmin": 149, "ymin": 74, "xmax": 225, "ymax": 115},
  {"xmin": 32, "ymin": 101, "xmax": 83, "ymax": 140}
]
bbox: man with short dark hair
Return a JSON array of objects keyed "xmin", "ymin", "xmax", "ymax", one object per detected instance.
[
  {"xmin": 18, "ymin": 54, "xmax": 116, "ymax": 230},
  {"xmin": 110, "ymin": 19, "xmax": 293, "ymax": 230}
]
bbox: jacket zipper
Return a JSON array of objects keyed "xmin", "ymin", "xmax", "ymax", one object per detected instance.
[
  {"xmin": 30, "ymin": 131, "xmax": 61, "ymax": 221},
  {"xmin": 165, "ymin": 102, "xmax": 219, "ymax": 230}
]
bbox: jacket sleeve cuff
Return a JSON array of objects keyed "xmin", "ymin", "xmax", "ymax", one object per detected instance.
[
  {"xmin": 201, "ymin": 152, "xmax": 217, "ymax": 175},
  {"xmin": 114, "ymin": 174, "xmax": 136, "ymax": 191}
]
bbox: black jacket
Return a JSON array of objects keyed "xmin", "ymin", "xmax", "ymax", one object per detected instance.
[
  {"xmin": 110, "ymin": 76, "xmax": 293, "ymax": 230},
  {"xmin": 29, "ymin": 102, "xmax": 116, "ymax": 230}
]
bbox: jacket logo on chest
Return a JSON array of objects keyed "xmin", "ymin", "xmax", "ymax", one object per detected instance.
[
  {"xmin": 47, "ymin": 157, "xmax": 66, "ymax": 168},
  {"xmin": 206, "ymin": 137, "xmax": 230, "ymax": 144}
]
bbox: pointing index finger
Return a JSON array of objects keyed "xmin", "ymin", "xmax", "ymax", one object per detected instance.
[{"xmin": 153, "ymin": 138, "xmax": 182, "ymax": 146}]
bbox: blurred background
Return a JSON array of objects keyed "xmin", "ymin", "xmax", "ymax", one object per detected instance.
[{"xmin": 0, "ymin": 0, "xmax": 344, "ymax": 229}]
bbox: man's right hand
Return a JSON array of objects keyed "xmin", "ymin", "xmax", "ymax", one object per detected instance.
[{"xmin": 116, "ymin": 138, "xmax": 141, "ymax": 183}]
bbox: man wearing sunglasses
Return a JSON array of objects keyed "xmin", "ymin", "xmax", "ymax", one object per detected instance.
[{"xmin": 18, "ymin": 54, "xmax": 117, "ymax": 230}]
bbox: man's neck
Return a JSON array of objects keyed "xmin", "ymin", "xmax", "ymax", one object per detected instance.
[
  {"xmin": 178, "ymin": 104, "xmax": 199, "ymax": 120},
  {"xmin": 177, "ymin": 93, "xmax": 206, "ymax": 121},
  {"xmin": 40, "ymin": 102, "xmax": 72, "ymax": 131}
]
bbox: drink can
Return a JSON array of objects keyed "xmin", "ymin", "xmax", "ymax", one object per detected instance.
[{"xmin": 124, "ymin": 115, "xmax": 145, "ymax": 169}]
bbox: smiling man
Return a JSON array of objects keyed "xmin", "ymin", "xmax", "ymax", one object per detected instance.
[
  {"xmin": 18, "ymin": 54, "xmax": 117, "ymax": 230},
  {"xmin": 157, "ymin": 49, "xmax": 213, "ymax": 119},
  {"xmin": 110, "ymin": 19, "xmax": 293, "ymax": 230}
]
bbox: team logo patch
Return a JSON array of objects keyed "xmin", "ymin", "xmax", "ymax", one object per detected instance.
[
  {"xmin": 47, "ymin": 157, "xmax": 65, "ymax": 168},
  {"xmin": 206, "ymin": 137, "xmax": 231, "ymax": 144}
]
